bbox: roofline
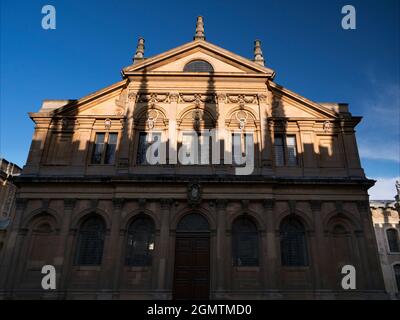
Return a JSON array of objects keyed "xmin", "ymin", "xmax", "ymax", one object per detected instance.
[{"xmin": 122, "ymin": 39, "xmax": 275, "ymax": 77}]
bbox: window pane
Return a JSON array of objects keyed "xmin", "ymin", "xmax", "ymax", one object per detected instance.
[
  {"xmin": 199, "ymin": 133, "xmax": 210, "ymax": 165},
  {"xmin": 387, "ymin": 229, "xmax": 400, "ymax": 252},
  {"xmin": 286, "ymin": 136, "xmax": 297, "ymax": 166},
  {"xmin": 75, "ymin": 217, "xmax": 105, "ymax": 265},
  {"xmin": 182, "ymin": 132, "xmax": 199, "ymax": 165},
  {"xmin": 137, "ymin": 132, "xmax": 149, "ymax": 165},
  {"xmin": 91, "ymin": 133, "xmax": 105, "ymax": 164},
  {"xmin": 274, "ymin": 135, "xmax": 285, "ymax": 166},
  {"xmin": 126, "ymin": 217, "xmax": 155, "ymax": 266},
  {"xmin": 232, "ymin": 133, "xmax": 243, "ymax": 165},
  {"xmin": 280, "ymin": 219, "xmax": 308, "ymax": 266},
  {"xmin": 183, "ymin": 60, "xmax": 214, "ymax": 72},
  {"xmin": 232, "ymin": 217, "xmax": 259, "ymax": 266},
  {"xmin": 104, "ymin": 133, "xmax": 118, "ymax": 165}
]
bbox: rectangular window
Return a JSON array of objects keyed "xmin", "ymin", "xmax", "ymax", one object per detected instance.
[
  {"xmin": 137, "ymin": 132, "xmax": 161, "ymax": 165},
  {"xmin": 91, "ymin": 132, "xmax": 118, "ymax": 165},
  {"xmin": 286, "ymin": 136, "xmax": 298, "ymax": 166},
  {"xmin": 105, "ymin": 133, "xmax": 118, "ymax": 165},
  {"xmin": 274, "ymin": 134, "xmax": 298, "ymax": 167},
  {"xmin": 274, "ymin": 135, "xmax": 285, "ymax": 166}
]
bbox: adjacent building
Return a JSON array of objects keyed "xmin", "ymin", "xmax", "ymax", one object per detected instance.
[
  {"xmin": 370, "ymin": 183, "xmax": 400, "ymax": 299},
  {"xmin": 0, "ymin": 158, "xmax": 22, "ymax": 262},
  {"xmin": 0, "ymin": 17, "xmax": 387, "ymax": 300}
]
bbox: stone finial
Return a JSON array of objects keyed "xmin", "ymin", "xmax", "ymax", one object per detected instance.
[
  {"xmin": 194, "ymin": 16, "xmax": 205, "ymax": 40},
  {"xmin": 133, "ymin": 37, "xmax": 145, "ymax": 64},
  {"xmin": 253, "ymin": 40, "xmax": 264, "ymax": 66}
]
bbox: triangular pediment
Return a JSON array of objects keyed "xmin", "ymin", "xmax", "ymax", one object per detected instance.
[
  {"xmin": 269, "ymin": 82, "xmax": 338, "ymax": 119},
  {"xmin": 122, "ymin": 40, "xmax": 275, "ymax": 76},
  {"xmin": 31, "ymin": 80, "xmax": 127, "ymax": 117}
]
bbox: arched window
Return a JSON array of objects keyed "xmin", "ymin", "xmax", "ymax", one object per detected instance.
[
  {"xmin": 232, "ymin": 216, "xmax": 259, "ymax": 266},
  {"xmin": 125, "ymin": 216, "xmax": 155, "ymax": 266},
  {"xmin": 280, "ymin": 218, "xmax": 308, "ymax": 266},
  {"xmin": 394, "ymin": 264, "xmax": 400, "ymax": 292},
  {"xmin": 183, "ymin": 60, "xmax": 214, "ymax": 73},
  {"xmin": 387, "ymin": 229, "xmax": 400, "ymax": 252},
  {"xmin": 75, "ymin": 216, "xmax": 105, "ymax": 266}
]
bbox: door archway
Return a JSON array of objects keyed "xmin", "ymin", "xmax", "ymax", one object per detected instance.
[{"xmin": 173, "ymin": 213, "xmax": 210, "ymax": 300}]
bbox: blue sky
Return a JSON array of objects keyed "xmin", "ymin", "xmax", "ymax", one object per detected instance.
[{"xmin": 1, "ymin": 0, "xmax": 399, "ymax": 198}]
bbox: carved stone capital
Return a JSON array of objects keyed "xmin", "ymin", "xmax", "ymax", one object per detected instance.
[
  {"xmin": 217, "ymin": 93, "xmax": 227, "ymax": 103},
  {"xmin": 310, "ymin": 200, "xmax": 322, "ymax": 212},
  {"xmin": 41, "ymin": 199, "xmax": 50, "ymax": 210},
  {"xmin": 138, "ymin": 198, "xmax": 147, "ymax": 210},
  {"xmin": 356, "ymin": 200, "xmax": 369, "ymax": 214},
  {"xmin": 258, "ymin": 94, "xmax": 267, "ymax": 104},
  {"xmin": 15, "ymin": 198, "xmax": 28, "ymax": 211},
  {"xmin": 128, "ymin": 92, "xmax": 138, "ymax": 103},
  {"xmin": 216, "ymin": 199, "xmax": 228, "ymax": 210},
  {"xmin": 335, "ymin": 201, "xmax": 343, "ymax": 213},
  {"xmin": 64, "ymin": 199, "xmax": 77, "ymax": 211},
  {"xmin": 288, "ymin": 200, "xmax": 296, "ymax": 215},
  {"xmin": 160, "ymin": 198, "xmax": 173, "ymax": 210},
  {"xmin": 169, "ymin": 92, "xmax": 179, "ymax": 103},
  {"xmin": 112, "ymin": 198, "xmax": 125, "ymax": 210},
  {"xmin": 241, "ymin": 200, "xmax": 249, "ymax": 210},
  {"xmin": 90, "ymin": 199, "xmax": 99, "ymax": 210},
  {"xmin": 263, "ymin": 199, "xmax": 275, "ymax": 210}
]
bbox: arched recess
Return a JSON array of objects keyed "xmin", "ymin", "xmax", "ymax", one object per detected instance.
[
  {"xmin": 124, "ymin": 214, "xmax": 156, "ymax": 267},
  {"xmin": 23, "ymin": 213, "xmax": 59, "ymax": 285},
  {"xmin": 279, "ymin": 216, "xmax": 309, "ymax": 267},
  {"xmin": 121, "ymin": 209, "xmax": 161, "ymax": 232},
  {"xmin": 322, "ymin": 209, "xmax": 362, "ymax": 233},
  {"xmin": 225, "ymin": 106, "xmax": 259, "ymax": 130},
  {"xmin": 275, "ymin": 209, "xmax": 314, "ymax": 233},
  {"xmin": 21, "ymin": 207, "xmax": 61, "ymax": 231},
  {"xmin": 232, "ymin": 215, "xmax": 259, "ymax": 266},
  {"xmin": 177, "ymin": 105, "xmax": 217, "ymax": 130},
  {"xmin": 133, "ymin": 105, "xmax": 169, "ymax": 130},
  {"xmin": 228, "ymin": 209, "xmax": 266, "ymax": 233},
  {"xmin": 133, "ymin": 105, "xmax": 168, "ymax": 166},
  {"xmin": 74, "ymin": 214, "xmax": 106, "ymax": 266},
  {"xmin": 326, "ymin": 215, "xmax": 359, "ymax": 288},
  {"xmin": 70, "ymin": 208, "xmax": 111, "ymax": 232},
  {"xmin": 171, "ymin": 206, "xmax": 216, "ymax": 232}
]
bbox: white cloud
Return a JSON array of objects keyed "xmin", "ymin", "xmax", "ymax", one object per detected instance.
[
  {"xmin": 368, "ymin": 177, "xmax": 399, "ymax": 200},
  {"xmin": 358, "ymin": 80, "xmax": 400, "ymax": 163},
  {"xmin": 359, "ymin": 144, "xmax": 400, "ymax": 163}
]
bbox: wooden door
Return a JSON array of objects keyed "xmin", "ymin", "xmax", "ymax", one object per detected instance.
[{"xmin": 173, "ymin": 233, "xmax": 210, "ymax": 300}]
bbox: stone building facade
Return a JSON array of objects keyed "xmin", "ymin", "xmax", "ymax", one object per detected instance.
[
  {"xmin": 0, "ymin": 18, "xmax": 386, "ymax": 299},
  {"xmin": 370, "ymin": 186, "xmax": 400, "ymax": 299},
  {"xmin": 0, "ymin": 158, "xmax": 22, "ymax": 259}
]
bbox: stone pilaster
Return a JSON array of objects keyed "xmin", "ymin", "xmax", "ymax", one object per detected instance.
[
  {"xmin": 310, "ymin": 200, "xmax": 325, "ymax": 288},
  {"xmin": 216, "ymin": 93, "xmax": 226, "ymax": 167},
  {"xmin": 216, "ymin": 199, "xmax": 227, "ymax": 291},
  {"xmin": 263, "ymin": 199, "xmax": 277, "ymax": 289},
  {"xmin": 57, "ymin": 198, "xmax": 76, "ymax": 293},
  {"xmin": 100, "ymin": 198, "xmax": 125, "ymax": 296},
  {"xmin": 168, "ymin": 93, "xmax": 179, "ymax": 165},
  {"xmin": 156, "ymin": 198, "xmax": 173, "ymax": 298},
  {"xmin": 258, "ymin": 93, "xmax": 272, "ymax": 169},
  {"xmin": 0, "ymin": 198, "xmax": 27, "ymax": 292},
  {"xmin": 356, "ymin": 200, "xmax": 383, "ymax": 289}
]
